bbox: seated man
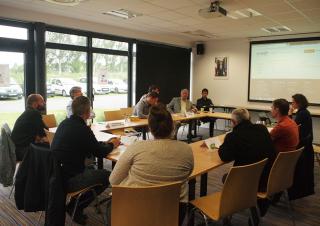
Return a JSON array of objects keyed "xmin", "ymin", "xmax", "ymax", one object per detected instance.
[
  {"xmin": 133, "ymin": 91, "xmax": 159, "ymax": 119},
  {"xmin": 66, "ymin": 86, "xmax": 95, "ymax": 119},
  {"xmin": 218, "ymin": 108, "xmax": 276, "ymax": 224},
  {"xmin": 139, "ymin": 84, "xmax": 160, "ymax": 101},
  {"xmin": 196, "ymin": 88, "xmax": 214, "ymax": 111},
  {"xmin": 167, "ymin": 89, "xmax": 197, "ymax": 139},
  {"xmin": 51, "ymin": 96, "xmax": 120, "ymax": 225},
  {"xmin": 167, "ymin": 89, "xmax": 196, "ymax": 114},
  {"xmin": 11, "ymin": 94, "xmax": 48, "ymax": 161},
  {"xmin": 270, "ymin": 98, "xmax": 299, "ymax": 153},
  {"xmin": 196, "ymin": 88, "xmax": 215, "ymax": 137}
]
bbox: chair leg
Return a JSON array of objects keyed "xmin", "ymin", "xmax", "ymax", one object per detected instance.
[
  {"xmin": 8, "ymin": 183, "xmax": 15, "ymax": 199},
  {"xmin": 199, "ymin": 211, "xmax": 209, "ymax": 226},
  {"xmin": 284, "ymin": 190, "xmax": 296, "ymax": 226},
  {"xmin": 91, "ymin": 189, "xmax": 105, "ymax": 224}
]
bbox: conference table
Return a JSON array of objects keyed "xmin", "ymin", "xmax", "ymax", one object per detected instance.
[
  {"xmin": 92, "ymin": 111, "xmax": 232, "ymax": 142},
  {"xmin": 49, "ymin": 112, "xmax": 231, "ymax": 199}
]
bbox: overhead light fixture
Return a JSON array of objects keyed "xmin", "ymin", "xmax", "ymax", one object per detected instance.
[
  {"xmin": 44, "ymin": 0, "xmax": 87, "ymax": 6},
  {"xmin": 261, "ymin": 26, "xmax": 292, "ymax": 33},
  {"xmin": 182, "ymin": 30, "xmax": 216, "ymax": 39},
  {"xmin": 103, "ymin": 9, "xmax": 143, "ymax": 20},
  {"xmin": 227, "ymin": 8, "xmax": 262, "ymax": 19}
]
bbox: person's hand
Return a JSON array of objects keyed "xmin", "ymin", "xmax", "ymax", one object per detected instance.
[
  {"xmin": 191, "ymin": 108, "xmax": 198, "ymax": 113},
  {"xmin": 107, "ymin": 137, "xmax": 121, "ymax": 148}
]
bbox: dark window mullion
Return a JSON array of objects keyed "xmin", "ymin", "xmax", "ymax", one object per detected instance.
[{"xmin": 46, "ymin": 42, "xmax": 87, "ymax": 52}]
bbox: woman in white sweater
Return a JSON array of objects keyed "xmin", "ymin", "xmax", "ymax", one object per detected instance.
[{"xmin": 109, "ymin": 104, "xmax": 194, "ymax": 225}]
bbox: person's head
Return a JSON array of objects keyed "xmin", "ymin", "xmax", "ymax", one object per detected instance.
[
  {"xmin": 148, "ymin": 104, "xmax": 174, "ymax": 139},
  {"xmin": 148, "ymin": 85, "xmax": 160, "ymax": 94},
  {"xmin": 180, "ymin": 89, "xmax": 189, "ymax": 101},
  {"xmin": 146, "ymin": 91, "xmax": 159, "ymax": 105},
  {"xmin": 231, "ymin": 108, "xmax": 250, "ymax": 127},
  {"xmin": 72, "ymin": 96, "xmax": 91, "ymax": 120},
  {"xmin": 271, "ymin": 98, "xmax": 289, "ymax": 118},
  {"xmin": 201, "ymin": 88, "xmax": 208, "ymax": 98},
  {"xmin": 69, "ymin": 86, "xmax": 82, "ymax": 100},
  {"xmin": 27, "ymin": 94, "xmax": 45, "ymax": 112},
  {"xmin": 292, "ymin": 94, "xmax": 309, "ymax": 110}
]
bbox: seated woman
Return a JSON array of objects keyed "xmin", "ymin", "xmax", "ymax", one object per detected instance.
[{"xmin": 109, "ymin": 104, "xmax": 194, "ymax": 225}]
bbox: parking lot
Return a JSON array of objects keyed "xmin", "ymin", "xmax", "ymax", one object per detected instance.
[{"xmin": 0, "ymin": 94, "xmax": 127, "ymax": 112}]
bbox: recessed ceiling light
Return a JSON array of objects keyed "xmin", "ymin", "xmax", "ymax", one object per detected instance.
[
  {"xmin": 227, "ymin": 8, "xmax": 262, "ymax": 19},
  {"xmin": 44, "ymin": 0, "xmax": 87, "ymax": 6},
  {"xmin": 261, "ymin": 26, "xmax": 292, "ymax": 33},
  {"xmin": 103, "ymin": 9, "xmax": 143, "ymax": 20}
]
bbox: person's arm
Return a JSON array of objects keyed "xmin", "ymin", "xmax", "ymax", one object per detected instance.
[
  {"xmin": 269, "ymin": 124, "xmax": 283, "ymax": 142},
  {"xmin": 209, "ymin": 99, "xmax": 214, "ymax": 107},
  {"xmin": 218, "ymin": 133, "xmax": 237, "ymax": 162},
  {"xmin": 196, "ymin": 99, "xmax": 201, "ymax": 109},
  {"xmin": 85, "ymin": 127, "xmax": 115, "ymax": 158},
  {"xmin": 109, "ymin": 147, "xmax": 134, "ymax": 185},
  {"xmin": 135, "ymin": 102, "xmax": 148, "ymax": 119},
  {"xmin": 35, "ymin": 113, "xmax": 47, "ymax": 138},
  {"xmin": 66, "ymin": 102, "xmax": 72, "ymax": 118},
  {"xmin": 167, "ymin": 98, "xmax": 175, "ymax": 113}
]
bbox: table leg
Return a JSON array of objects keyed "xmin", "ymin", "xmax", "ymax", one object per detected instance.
[
  {"xmin": 187, "ymin": 121, "xmax": 193, "ymax": 144},
  {"xmin": 142, "ymin": 127, "xmax": 147, "ymax": 140},
  {"xmin": 209, "ymin": 120, "xmax": 214, "ymax": 137},
  {"xmin": 200, "ymin": 173, "xmax": 208, "ymax": 197}
]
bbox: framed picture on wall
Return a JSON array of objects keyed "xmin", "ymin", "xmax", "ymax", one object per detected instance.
[{"xmin": 214, "ymin": 56, "xmax": 228, "ymax": 79}]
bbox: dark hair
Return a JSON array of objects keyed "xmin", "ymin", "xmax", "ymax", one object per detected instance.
[
  {"xmin": 26, "ymin": 94, "xmax": 41, "ymax": 107},
  {"xmin": 147, "ymin": 91, "xmax": 159, "ymax": 99},
  {"xmin": 69, "ymin": 86, "xmax": 82, "ymax": 99},
  {"xmin": 292, "ymin": 93, "xmax": 309, "ymax": 109},
  {"xmin": 202, "ymin": 88, "xmax": 208, "ymax": 93},
  {"xmin": 148, "ymin": 85, "xmax": 160, "ymax": 93},
  {"xmin": 148, "ymin": 104, "xmax": 173, "ymax": 139},
  {"xmin": 272, "ymin": 98, "xmax": 289, "ymax": 116},
  {"xmin": 72, "ymin": 96, "xmax": 90, "ymax": 116}
]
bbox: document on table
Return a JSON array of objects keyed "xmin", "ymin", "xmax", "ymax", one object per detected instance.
[{"xmin": 204, "ymin": 137, "xmax": 222, "ymax": 150}]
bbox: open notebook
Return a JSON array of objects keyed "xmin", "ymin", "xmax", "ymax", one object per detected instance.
[{"xmin": 204, "ymin": 136, "xmax": 222, "ymax": 150}]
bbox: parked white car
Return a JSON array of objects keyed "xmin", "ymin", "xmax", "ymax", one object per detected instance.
[
  {"xmin": 79, "ymin": 77, "xmax": 110, "ymax": 95},
  {"xmin": 0, "ymin": 78, "xmax": 23, "ymax": 99},
  {"xmin": 108, "ymin": 79, "xmax": 128, "ymax": 93},
  {"xmin": 49, "ymin": 78, "xmax": 86, "ymax": 96}
]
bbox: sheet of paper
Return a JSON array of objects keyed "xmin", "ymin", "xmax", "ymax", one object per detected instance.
[{"xmin": 204, "ymin": 137, "xmax": 222, "ymax": 149}]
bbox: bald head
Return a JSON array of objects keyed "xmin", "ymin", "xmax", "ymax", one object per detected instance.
[
  {"xmin": 180, "ymin": 89, "xmax": 189, "ymax": 101},
  {"xmin": 27, "ymin": 94, "xmax": 45, "ymax": 111}
]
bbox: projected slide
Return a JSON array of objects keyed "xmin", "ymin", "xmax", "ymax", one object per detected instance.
[{"xmin": 249, "ymin": 39, "xmax": 320, "ymax": 104}]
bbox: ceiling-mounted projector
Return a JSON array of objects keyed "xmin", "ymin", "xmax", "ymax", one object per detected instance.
[{"xmin": 199, "ymin": 1, "xmax": 227, "ymax": 18}]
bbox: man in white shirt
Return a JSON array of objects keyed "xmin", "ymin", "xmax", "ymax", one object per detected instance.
[{"xmin": 66, "ymin": 86, "xmax": 95, "ymax": 119}]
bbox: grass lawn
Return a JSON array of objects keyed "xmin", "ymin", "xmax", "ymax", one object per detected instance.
[{"xmin": 0, "ymin": 112, "xmax": 21, "ymax": 129}]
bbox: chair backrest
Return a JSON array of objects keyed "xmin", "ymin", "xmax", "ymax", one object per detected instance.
[
  {"xmin": 111, "ymin": 182, "xmax": 181, "ymax": 226},
  {"xmin": 120, "ymin": 107, "xmax": 133, "ymax": 116},
  {"xmin": 265, "ymin": 148, "xmax": 303, "ymax": 196},
  {"xmin": 42, "ymin": 114, "xmax": 57, "ymax": 128},
  {"xmin": 104, "ymin": 110, "xmax": 123, "ymax": 121},
  {"xmin": 44, "ymin": 129, "xmax": 55, "ymax": 146},
  {"xmin": 219, "ymin": 158, "xmax": 268, "ymax": 219}
]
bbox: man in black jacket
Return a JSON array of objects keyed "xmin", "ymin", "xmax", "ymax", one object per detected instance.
[
  {"xmin": 51, "ymin": 96, "xmax": 120, "ymax": 225},
  {"xmin": 218, "ymin": 108, "xmax": 276, "ymax": 225},
  {"xmin": 11, "ymin": 94, "xmax": 48, "ymax": 161},
  {"xmin": 196, "ymin": 88, "xmax": 215, "ymax": 137}
]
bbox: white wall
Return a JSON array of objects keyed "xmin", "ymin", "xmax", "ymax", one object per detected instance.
[
  {"xmin": 192, "ymin": 38, "xmax": 320, "ymax": 143},
  {"xmin": 0, "ymin": 5, "xmax": 191, "ymax": 47}
]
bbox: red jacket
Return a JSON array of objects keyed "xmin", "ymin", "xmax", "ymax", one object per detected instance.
[{"xmin": 270, "ymin": 116, "xmax": 299, "ymax": 153}]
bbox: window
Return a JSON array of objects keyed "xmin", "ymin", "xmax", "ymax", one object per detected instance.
[
  {"xmin": 0, "ymin": 51, "xmax": 25, "ymax": 128},
  {"xmin": 46, "ymin": 49, "xmax": 87, "ymax": 123},
  {"xmin": 92, "ymin": 53, "xmax": 128, "ymax": 121},
  {"xmin": 0, "ymin": 25, "xmax": 28, "ymax": 40},
  {"xmin": 46, "ymin": 31, "xmax": 87, "ymax": 46},
  {"xmin": 92, "ymin": 38, "xmax": 128, "ymax": 51}
]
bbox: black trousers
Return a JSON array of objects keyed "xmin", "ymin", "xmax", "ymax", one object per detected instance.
[{"xmin": 67, "ymin": 169, "xmax": 110, "ymax": 211}]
